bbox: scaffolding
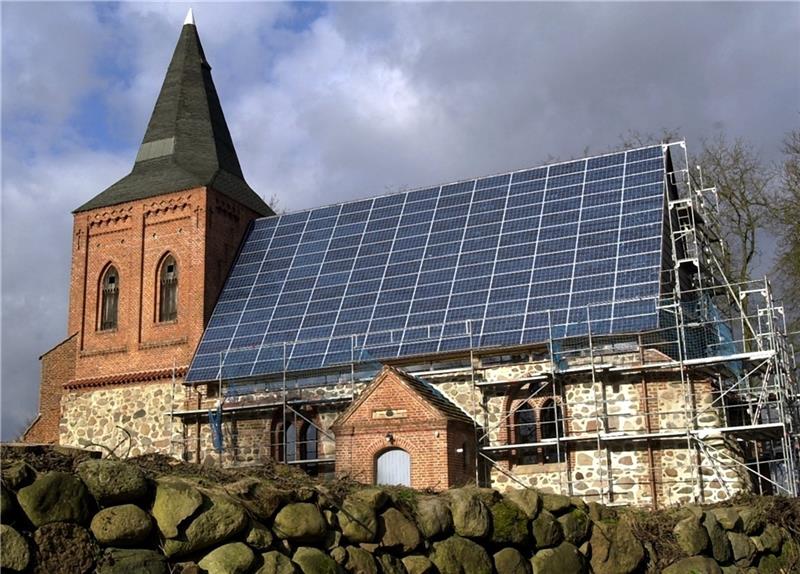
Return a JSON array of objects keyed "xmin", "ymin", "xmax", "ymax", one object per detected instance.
[{"xmin": 169, "ymin": 141, "xmax": 799, "ymax": 505}]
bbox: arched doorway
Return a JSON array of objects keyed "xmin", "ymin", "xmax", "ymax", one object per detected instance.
[{"xmin": 376, "ymin": 448, "xmax": 411, "ymax": 486}]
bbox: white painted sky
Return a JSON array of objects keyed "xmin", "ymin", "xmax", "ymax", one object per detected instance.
[{"xmin": 2, "ymin": 2, "xmax": 799, "ymax": 439}]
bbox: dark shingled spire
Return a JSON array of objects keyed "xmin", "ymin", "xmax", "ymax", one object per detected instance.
[{"xmin": 75, "ymin": 13, "xmax": 271, "ymax": 216}]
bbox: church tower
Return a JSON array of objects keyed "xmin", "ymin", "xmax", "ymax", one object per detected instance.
[{"xmin": 24, "ymin": 11, "xmax": 271, "ymax": 447}]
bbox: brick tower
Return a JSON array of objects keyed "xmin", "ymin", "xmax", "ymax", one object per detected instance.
[{"xmin": 24, "ymin": 11, "xmax": 271, "ymax": 447}]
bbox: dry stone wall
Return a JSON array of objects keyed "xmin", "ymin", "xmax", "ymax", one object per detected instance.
[{"xmin": 1, "ymin": 445, "xmax": 798, "ymax": 574}]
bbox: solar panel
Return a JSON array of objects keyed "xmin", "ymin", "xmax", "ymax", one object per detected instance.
[{"xmin": 187, "ymin": 144, "xmax": 667, "ymax": 383}]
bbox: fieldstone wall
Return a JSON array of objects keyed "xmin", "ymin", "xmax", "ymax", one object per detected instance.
[
  {"xmin": 60, "ymin": 381, "xmax": 183, "ymax": 458},
  {"xmin": 1, "ymin": 446, "xmax": 797, "ymax": 574},
  {"xmin": 56, "ymin": 357, "xmax": 751, "ymax": 509}
]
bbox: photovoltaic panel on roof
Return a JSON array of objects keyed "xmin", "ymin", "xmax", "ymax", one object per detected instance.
[{"xmin": 187, "ymin": 144, "xmax": 667, "ymax": 383}]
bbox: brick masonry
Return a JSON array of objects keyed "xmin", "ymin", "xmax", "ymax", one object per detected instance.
[
  {"xmin": 333, "ymin": 368, "xmax": 476, "ymax": 490},
  {"xmin": 28, "ymin": 185, "xmax": 261, "ymax": 456},
  {"xmin": 23, "ymin": 335, "xmax": 77, "ymax": 443}
]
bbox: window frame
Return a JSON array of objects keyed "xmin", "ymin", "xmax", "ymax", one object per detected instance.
[
  {"xmin": 157, "ymin": 253, "xmax": 179, "ymax": 323},
  {"xmin": 99, "ymin": 264, "xmax": 120, "ymax": 331}
]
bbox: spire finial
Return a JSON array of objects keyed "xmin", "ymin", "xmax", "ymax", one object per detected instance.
[{"xmin": 184, "ymin": 8, "xmax": 195, "ymax": 26}]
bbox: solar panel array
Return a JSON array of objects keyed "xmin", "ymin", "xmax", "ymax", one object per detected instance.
[{"xmin": 187, "ymin": 145, "xmax": 667, "ymax": 383}]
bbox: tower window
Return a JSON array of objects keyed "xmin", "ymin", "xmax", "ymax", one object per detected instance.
[
  {"xmin": 100, "ymin": 266, "xmax": 119, "ymax": 331},
  {"xmin": 159, "ymin": 255, "xmax": 178, "ymax": 322}
]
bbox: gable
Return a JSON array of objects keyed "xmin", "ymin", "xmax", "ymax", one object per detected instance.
[{"xmin": 334, "ymin": 368, "xmax": 446, "ymax": 429}]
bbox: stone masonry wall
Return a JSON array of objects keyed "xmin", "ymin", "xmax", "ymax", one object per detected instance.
[{"xmin": 60, "ymin": 380, "xmax": 183, "ymax": 458}]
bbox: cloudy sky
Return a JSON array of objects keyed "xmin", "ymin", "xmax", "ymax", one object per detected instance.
[{"xmin": 2, "ymin": 1, "xmax": 798, "ymax": 440}]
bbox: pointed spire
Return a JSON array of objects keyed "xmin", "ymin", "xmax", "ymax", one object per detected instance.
[
  {"xmin": 76, "ymin": 14, "xmax": 270, "ymax": 216},
  {"xmin": 184, "ymin": 8, "xmax": 195, "ymax": 27}
]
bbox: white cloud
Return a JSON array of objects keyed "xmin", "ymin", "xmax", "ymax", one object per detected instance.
[{"xmin": 2, "ymin": 2, "xmax": 798, "ymax": 439}]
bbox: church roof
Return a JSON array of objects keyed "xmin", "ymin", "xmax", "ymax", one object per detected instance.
[{"xmin": 75, "ymin": 14, "xmax": 271, "ymax": 216}]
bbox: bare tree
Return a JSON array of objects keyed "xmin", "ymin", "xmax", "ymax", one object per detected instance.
[
  {"xmin": 621, "ymin": 129, "xmax": 771, "ymax": 286},
  {"xmin": 697, "ymin": 134, "xmax": 772, "ymax": 286},
  {"xmin": 773, "ymin": 128, "xmax": 800, "ymax": 340},
  {"xmin": 266, "ymin": 192, "xmax": 287, "ymax": 215}
]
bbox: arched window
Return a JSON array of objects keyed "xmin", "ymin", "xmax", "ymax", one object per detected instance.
[
  {"xmin": 100, "ymin": 266, "xmax": 119, "ymax": 330},
  {"xmin": 300, "ymin": 423, "xmax": 318, "ymax": 461},
  {"xmin": 515, "ymin": 402, "xmax": 539, "ymax": 465},
  {"xmin": 285, "ymin": 422, "xmax": 296, "ymax": 463},
  {"xmin": 158, "ymin": 255, "xmax": 178, "ymax": 322},
  {"xmin": 540, "ymin": 400, "xmax": 566, "ymax": 463},
  {"xmin": 272, "ymin": 422, "xmax": 285, "ymax": 462}
]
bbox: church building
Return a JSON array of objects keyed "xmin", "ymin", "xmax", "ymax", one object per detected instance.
[{"xmin": 24, "ymin": 12, "xmax": 798, "ymax": 507}]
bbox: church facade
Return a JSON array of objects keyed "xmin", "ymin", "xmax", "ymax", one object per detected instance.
[{"xmin": 25, "ymin": 14, "xmax": 798, "ymax": 508}]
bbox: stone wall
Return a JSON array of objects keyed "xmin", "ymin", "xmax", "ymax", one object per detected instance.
[
  {"xmin": 1, "ymin": 446, "xmax": 797, "ymax": 574},
  {"xmin": 60, "ymin": 380, "xmax": 183, "ymax": 458},
  {"xmin": 54, "ymin": 355, "xmax": 751, "ymax": 509}
]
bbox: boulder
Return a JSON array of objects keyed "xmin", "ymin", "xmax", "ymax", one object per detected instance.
[
  {"xmin": 379, "ymin": 507, "xmax": 421, "ymax": 552},
  {"xmin": 493, "ymin": 547, "xmax": 531, "ymax": 574},
  {"xmin": 663, "ymin": 556, "xmax": 722, "ymax": 574},
  {"xmin": 338, "ymin": 498, "xmax": 378, "ymax": 542},
  {"xmin": 247, "ymin": 521, "xmax": 274, "ymax": 550},
  {"xmin": 256, "ymin": 551, "xmax": 297, "ymax": 574},
  {"xmin": 402, "ymin": 555, "xmax": 436, "ymax": 574},
  {"xmin": 151, "ymin": 478, "xmax": 203, "ymax": 538},
  {"xmin": 414, "ymin": 496, "xmax": 453, "ymax": 539},
  {"xmin": 32, "ymin": 522, "xmax": 97, "ymax": 574},
  {"xmin": 345, "ymin": 546, "xmax": 377, "ymax": 574},
  {"xmin": 2, "ymin": 461, "xmax": 35, "ymax": 490},
  {"xmin": 703, "ymin": 511, "xmax": 733, "ymax": 563},
  {"xmin": 325, "ymin": 529, "xmax": 342, "ymax": 550},
  {"xmin": 530, "ymin": 542, "xmax": 587, "ymax": 574},
  {"xmin": 292, "ymin": 547, "xmax": 342, "ymax": 574},
  {"xmin": 95, "ymin": 549, "xmax": 167, "ymax": 574},
  {"xmin": 330, "ymin": 547, "xmax": 347, "ymax": 565},
  {"xmin": 16, "ymin": 471, "xmax": 92, "ymax": 526},
  {"xmin": 711, "ymin": 508, "xmax": 742, "ymax": 531},
  {"xmin": 540, "ymin": 493, "xmax": 572, "ymax": 515},
  {"xmin": 198, "ymin": 542, "xmax": 255, "ymax": 574},
  {"xmin": 557, "ymin": 508, "xmax": 590, "ymax": 545},
  {"xmin": 350, "ymin": 488, "xmax": 389, "ymax": 510},
  {"xmin": 674, "ymin": 515, "xmax": 710, "ymax": 556},
  {"xmin": 727, "ymin": 531, "xmax": 755, "ymax": 566},
  {"xmin": 737, "ymin": 507, "xmax": 765, "ymax": 535},
  {"xmin": 449, "ymin": 490, "xmax": 491, "ymax": 538},
  {"xmin": 758, "ymin": 554, "xmax": 783, "ymax": 573},
  {"xmin": 162, "ymin": 494, "xmax": 248, "ymax": 557},
  {"xmin": 531, "ymin": 510, "xmax": 562, "ymax": 549},
  {"xmin": 90, "ymin": 504, "xmax": 152, "ymax": 546},
  {"xmin": 175, "ymin": 561, "xmax": 201, "ymax": 574},
  {"xmin": 377, "ymin": 554, "xmax": 407, "ymax": 574},
  {"xmin": 754, "ymin": 523, "xmax": 783, "ymax": 554},
  {"xmin": 75, "ymin": 459, "xmax": 149, "ymax": 506},
  {"xmin": 589, "ymin": 517, "xmax": 645, "ymax": 574},
  {"xmin": 430, "ymin": 535, "xmax": 493, "ymax": 574},
  {"xmin": 0, "ymin": 524, "xmax": 30, "ymax": 571},
  {"xmin": 273, "ymin": 502, "xmax": 327, "ymax": 542},
  {"xmin": 491, "ymin": 500, "xmax": 530, "ymax": 546},
  {"xmin": 505, "ymin": 489, "xmax": 541, "ymax": 520},
  {"xmin": 587, "ymin": 502, "xmax": 616, "ymax": 524},
  {"xmin": 1, "ymin": 484, "xmax": 16, "ymax": 524},
  {"xmin": 228, "ymin": 479, "xmax": 292, "ymax": 521}
]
